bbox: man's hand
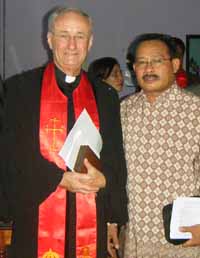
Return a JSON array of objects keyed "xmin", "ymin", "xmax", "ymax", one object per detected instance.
[
  {"xmin": 107, "ymin": 223, "xmax": 119, "ymax": 258},
  {"xmin": 59, "ymin": 158, "xmax": 106, "ymax": 194},
  {"xmin": 180, "ymin": 224, "xmax": 200, "ymax": 247}
]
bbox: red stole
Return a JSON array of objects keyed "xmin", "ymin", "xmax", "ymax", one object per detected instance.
[{"xmin": 39, "ymin": 63, "xmax": 99, "ymax": 258}]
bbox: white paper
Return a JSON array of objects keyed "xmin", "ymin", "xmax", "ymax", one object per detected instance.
[
  {"xmin": 59, "ymin": 109, "xmax": 102, "ymax": 170},
  {"xmin": 170, "ymin": 197, "xmax": 200, "ymax": 239}
]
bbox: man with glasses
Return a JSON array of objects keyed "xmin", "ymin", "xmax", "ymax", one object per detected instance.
[
  {"xmin": 121, "ymin": 33, "xmax": 200, "ymax": 257},
  {"xmin": 0, "ymin": 7, "xmax": 128, "ymax": 258}
]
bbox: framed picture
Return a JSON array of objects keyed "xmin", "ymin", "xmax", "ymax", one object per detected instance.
[{"xmin": 186, "ymin": 35, "xmax": 200, "ymax": 82}]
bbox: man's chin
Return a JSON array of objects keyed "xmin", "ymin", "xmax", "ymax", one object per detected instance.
[
  {"xmin": 141, "ymin": 83, "xmax": 160, "ymax": 91},
  {"xmin": 64, "ymin": 61, "xmax": 79, "ymax": 66}
]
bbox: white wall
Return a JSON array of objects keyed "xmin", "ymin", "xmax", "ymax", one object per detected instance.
[{"xmin": 1, "ymin": 0, "xmax": 200, "ymax": 79}]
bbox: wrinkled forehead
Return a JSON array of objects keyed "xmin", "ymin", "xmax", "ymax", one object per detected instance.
[
  {"xmin": 136, "ymin": 40, "xmax": 170, "ymax": 58},
  {"xmin": 53, "ymin": 11, "xmax": 92, "ymax": 35}
]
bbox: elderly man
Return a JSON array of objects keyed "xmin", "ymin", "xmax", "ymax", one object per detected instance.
[
  {"xmin": 121, "ymin": 33, "xmax": 200, "ymax": 258},
  {"xmin": 0, "ymin": 7, "xmax": 128, "ymax": 258}
]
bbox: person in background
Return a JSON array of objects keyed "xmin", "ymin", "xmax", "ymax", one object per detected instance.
[
  {"xmin": 88, "ymin": 58, "xmax": 126, "ymax": 258},
  {"xmin": 88, "ymin": 57, "xmax": 124, "ymax": 93},
  {"xmin": 185, "ymin": 82, "xmax": 200, "ymax": 96},
  {"xmin": 121, "ymin": 33, "xmax": 200, "ymax": 258},
  {"xmin": 172, "ymin": 36, "xmax": 188, "ymax": 88},
  {"xmin": 172, "ymin": 36, "xmax": 200, "ymax": 91},
  {"xmin": 0, "ymin": 7, "xmax": 128, "ymax": 258}
]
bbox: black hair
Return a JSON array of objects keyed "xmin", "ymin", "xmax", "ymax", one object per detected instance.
[
  {"xmin": 127, "ymin": 33, "xmax": 177, "ymax": 67},
  {"xmin": 171, "ymin": 37, "xmax": 185, "ymax": 58},
  {"xmin": 88, "ymin": 57, "xmax": 119, "ymax": 80}
]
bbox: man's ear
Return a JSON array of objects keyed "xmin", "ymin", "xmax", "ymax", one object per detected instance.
[
  {"xmin": 47, "ymin": 32, "xmax": 53, "ymax": 50},
  {"xmin": 88, "ymin": 34, "xmax": 93, "ymax": 51},
  {"xmin": 172, "ymin": 58, "xmax": 181, "ymax": 73},
  {"xmin": 133, "ymin": 64, "xmax": 136, "ymax": 72}
]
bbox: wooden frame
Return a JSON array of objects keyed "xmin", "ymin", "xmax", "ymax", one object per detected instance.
[{"xmin": 186, "ymin": 35, "xmax": 200, "ymax": 80}]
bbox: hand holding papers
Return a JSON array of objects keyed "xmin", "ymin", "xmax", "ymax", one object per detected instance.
[
  {"xmin": 180, "ymin": 224, "xmax": 200, "ymax": 247},
  {"xmin": 59, "ymin": 109, "xmax": 102, "ymax": 173},
  {"xmin": 170, "ymin": 197, "xmax": 200, "ymax": 240}
]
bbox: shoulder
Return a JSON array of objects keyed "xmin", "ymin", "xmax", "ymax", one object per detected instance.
[
  {"xmin": 120, "ymin": 92, "xmax": 140, "ymax": 110},
  {"xmin": 90, "ymin": 75, "xmax": 118, "ymax": 96},
  {"xmin": 120, "ymin": 92, "xmax": 142, "ymax": 125},
  {"xmin": 177, "ymin": 87, "xmax": 200, "ymax": 107},
  {"xmin": 174, "ymin": 87, "xmax": 200, "ymax": 125},
  {"xmin": 4, "ymin": 66, "xmax": 45, "ymax": 108},
  {"xmin": 185, "ymin": 84, "xmax": 200, "ymax": 97},
  {"xmin": 5, "ymin": 66, "xmax": 45, "ymax": 91},
  {"xmin": 87, "ymin": 73, "xmax": 119, "ymax": 104}
]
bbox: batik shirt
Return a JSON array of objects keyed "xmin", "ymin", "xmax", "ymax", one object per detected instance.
[{"xmin": 121, "ymin": 83, "xmax": 200, "ymax": 258}]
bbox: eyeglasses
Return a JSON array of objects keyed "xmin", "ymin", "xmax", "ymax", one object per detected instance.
[{"xmin": 135, "ymin": 57, "xmax": 172, "ymax": 69}]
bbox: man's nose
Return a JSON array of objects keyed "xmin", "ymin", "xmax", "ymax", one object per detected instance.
[
  {"xmin": 67, "ymin": 36, "xmax": 77, "ymax": 49},
  {"xmin": 144, "ymin": 61, "xmax": 154, "ymax": 71}
]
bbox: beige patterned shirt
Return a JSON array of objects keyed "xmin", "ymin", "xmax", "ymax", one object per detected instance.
[{"xmin": 121, "ymin": 84, "xmax": 200, "ymax": 258}]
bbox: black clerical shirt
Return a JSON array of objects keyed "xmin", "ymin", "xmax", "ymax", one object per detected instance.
[{"xmin": 55, "ymin": 66, "xmax": 81, "ymax": 258}]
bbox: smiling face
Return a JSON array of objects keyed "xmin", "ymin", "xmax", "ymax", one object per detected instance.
[
  {"xmin": 104, "ymin": 64, "xmax": 124, "ymax": 92},
  {"xmin": 47, "ymin": 11, "xmax": 93, "ymax": 75},
  {"xmin": 133, "ymin": 40, "xmax": 180, "ymax": 102}
]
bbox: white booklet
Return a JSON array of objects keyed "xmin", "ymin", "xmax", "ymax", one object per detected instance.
[
  {"xmin": 59, "ymin": 109, "xmax": 102, "ymax": 170},
  {"xmin": 170, "ymin": 197, "xmax": 200, "ymax": 239}
]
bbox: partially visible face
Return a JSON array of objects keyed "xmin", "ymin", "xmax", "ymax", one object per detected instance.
[
  {"xmin": 47, "ymin": 12, "xmax": 93, "ymax": 75},
  {"xmin": 176, "ymin": 45, "xmax": 184, "ymax": 68},
  {"xmin": 104, "ymin": 64, "xmax": 124, "ymax": 92},
  {"xmin": 133, "ymin": 40, "xmax": 180, "ymax": 97}
]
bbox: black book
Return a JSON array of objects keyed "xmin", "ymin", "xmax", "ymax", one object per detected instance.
[{"xmin": 74, "ymin": 145, "xmax": 101, "ymax": 174}]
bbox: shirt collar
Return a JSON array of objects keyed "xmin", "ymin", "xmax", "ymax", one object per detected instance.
[
  {"xmin": 55, "ymin": 66, "xmax": 81, "ymax": 96},
  {"xmin": 139, "ymin": 82, "xmax": 179, "ymax": 105}
]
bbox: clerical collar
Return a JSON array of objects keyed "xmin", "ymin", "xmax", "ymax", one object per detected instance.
[
  {"xmin": 55, "ymin": 66, "xmax": 81, "ymax": 96},
  {"xmin": 65, "ymin": 75, "xmax": 76, "ymax": 83}
]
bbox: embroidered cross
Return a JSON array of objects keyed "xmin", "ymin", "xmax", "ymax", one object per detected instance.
[
  {"xmin": 81, "ymin": 246, "xmax": 92, "ymax": 258},
  {"xmin": 45, "ymin": 118, "xmax": 64, "ymax": 152},
  {"xmin": 42, "ymin": 248, "xmax": 59, "ymax": 258}
]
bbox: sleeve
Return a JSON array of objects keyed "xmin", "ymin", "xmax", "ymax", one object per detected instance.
[
  {"xmin": 0, "ymin": 77, "xmax": 10, "ymax": 220},
  {"xmin": 105, "ymin": 93, "xmax": 128, "ymax": 225},
  {"xmin": 94, "ymin": 80, "xmax": 128, "ymax": 226},
  {"xmin": 0, "ymin": 72, "xmax": 63, "ymax": 217},
  {"xmin": 0, "ymin": 76, "xmax": 4, "ymax": 130},
  {"xmin": 0, "ymin": 175, "xmax": 9, "ymax": 220},
  {"xmin": 194, "ymin": 141, "xmax": 200, "ymax": 195}
]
